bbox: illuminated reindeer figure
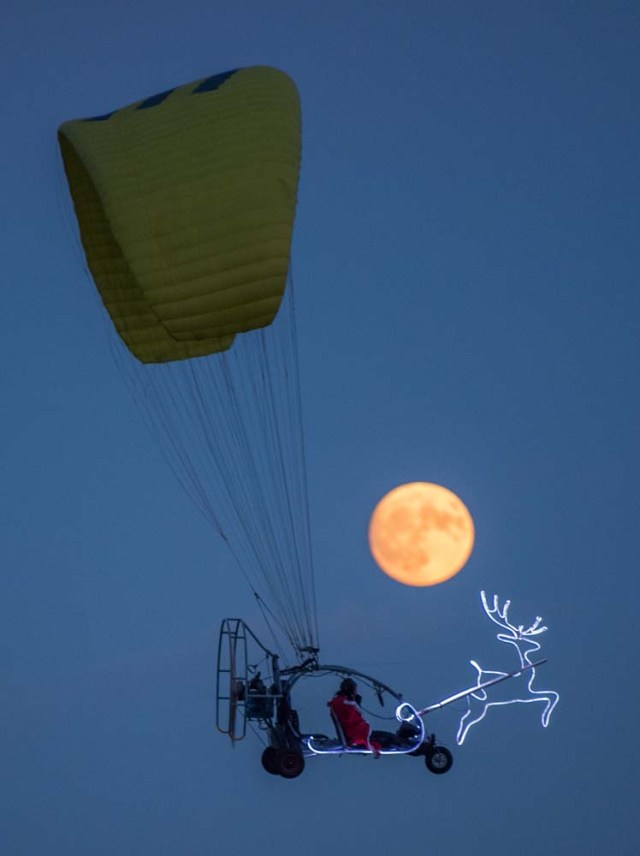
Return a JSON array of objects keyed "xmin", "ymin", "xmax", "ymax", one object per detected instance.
[{"xmin": 456, "ymin": 592, "xmax": 559, "ymax": 745}]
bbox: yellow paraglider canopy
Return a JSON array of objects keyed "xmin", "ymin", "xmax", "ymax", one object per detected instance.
[
  {"xmin": 58, "ymin": 66, "xmax": 301, "ymax": 364},
  {"xmin": 59, "ymin": 66, "xmax": 317, "ymax": 656}
]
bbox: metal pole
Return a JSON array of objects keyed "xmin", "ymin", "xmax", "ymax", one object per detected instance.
[{"xmin": 417, "ymin": 658, "xmax": 548, "ymax": 716}]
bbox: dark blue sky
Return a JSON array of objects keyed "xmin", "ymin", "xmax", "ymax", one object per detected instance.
[{"xmin": 2, "ymin": 2, "xmax": 639, "ymax": 854}]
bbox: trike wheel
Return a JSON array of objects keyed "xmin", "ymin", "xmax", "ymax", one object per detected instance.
[
  {"xmin": 425, "ymin": 745, "xmax": 453, "ymax": 774},
  {"xmin": 261, "ymin": 747, "xmax": 280, "ymax": 775},
  {"xmin": 277, "ymin": 749, "xmax": 305, "ymax": 779}
]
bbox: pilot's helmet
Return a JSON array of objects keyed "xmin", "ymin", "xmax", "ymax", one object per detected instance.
[{"xmin": 340, "ymin": 677, "xmax": 357, "ymax": 697}]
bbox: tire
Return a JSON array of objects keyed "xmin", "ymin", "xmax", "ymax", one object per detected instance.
[
  {"xmin": 425, "ymin": 745, "xmax": 453, "ymax": 775},
  {"xmin": 277, "ymin": 749, "xmax": 305, "ymax": 779},
  {"xmin": 261, "ymin": 747, "xmax": 280, "ymax": 775}
]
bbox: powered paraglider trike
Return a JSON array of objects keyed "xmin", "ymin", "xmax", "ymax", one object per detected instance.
[{"xmin": 215, "ymin": 619, "xmax": 454, "ymax": 779}]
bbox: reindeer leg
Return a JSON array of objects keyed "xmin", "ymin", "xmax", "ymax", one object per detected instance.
[
  {"xmin": 540, "ymin": 691, "xmax": 559, "ymax": 727},
  {"xmin": 457, "ymin": 702, "xmax": 490, "ymax": 745},
  {"xmin": 456, "ymin": 707, "xmax": 472, "ymax": 745}
]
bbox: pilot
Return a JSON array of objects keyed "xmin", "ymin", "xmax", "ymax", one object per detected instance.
[{"xmin": 329, "ymin": 678, "xmax": 382, "ymax": 757}]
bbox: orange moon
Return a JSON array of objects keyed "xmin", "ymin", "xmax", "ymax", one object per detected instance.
[{"xmin": 368, "ymin": 482, "xmax": 475, "ymax": 587}]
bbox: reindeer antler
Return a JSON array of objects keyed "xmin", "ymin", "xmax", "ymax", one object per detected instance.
[
  {"xmin": 521, "ymin": 615, "xmax": 548, "ymax": 636},
  {"xmin": 480, "ymin": 591, "xmax": 548, "ymax": 638},
  {"xmin": 481, "ymin": 591, "xmax": 516, "ymax": 633}
]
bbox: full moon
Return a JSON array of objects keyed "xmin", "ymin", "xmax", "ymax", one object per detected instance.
[{"xmin": 368, "ymin": 482, "xmax": 475, "ymax": 587}]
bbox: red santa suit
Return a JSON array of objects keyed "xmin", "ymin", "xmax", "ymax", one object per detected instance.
[{"xmin": 329, "ymin": 694, "xmax": 381, "ymax": 751}]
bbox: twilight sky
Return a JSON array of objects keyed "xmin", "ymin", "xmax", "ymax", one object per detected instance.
[{"xmin": 2, "ymin": 2, "xmax": 639, "ymax": 854}]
